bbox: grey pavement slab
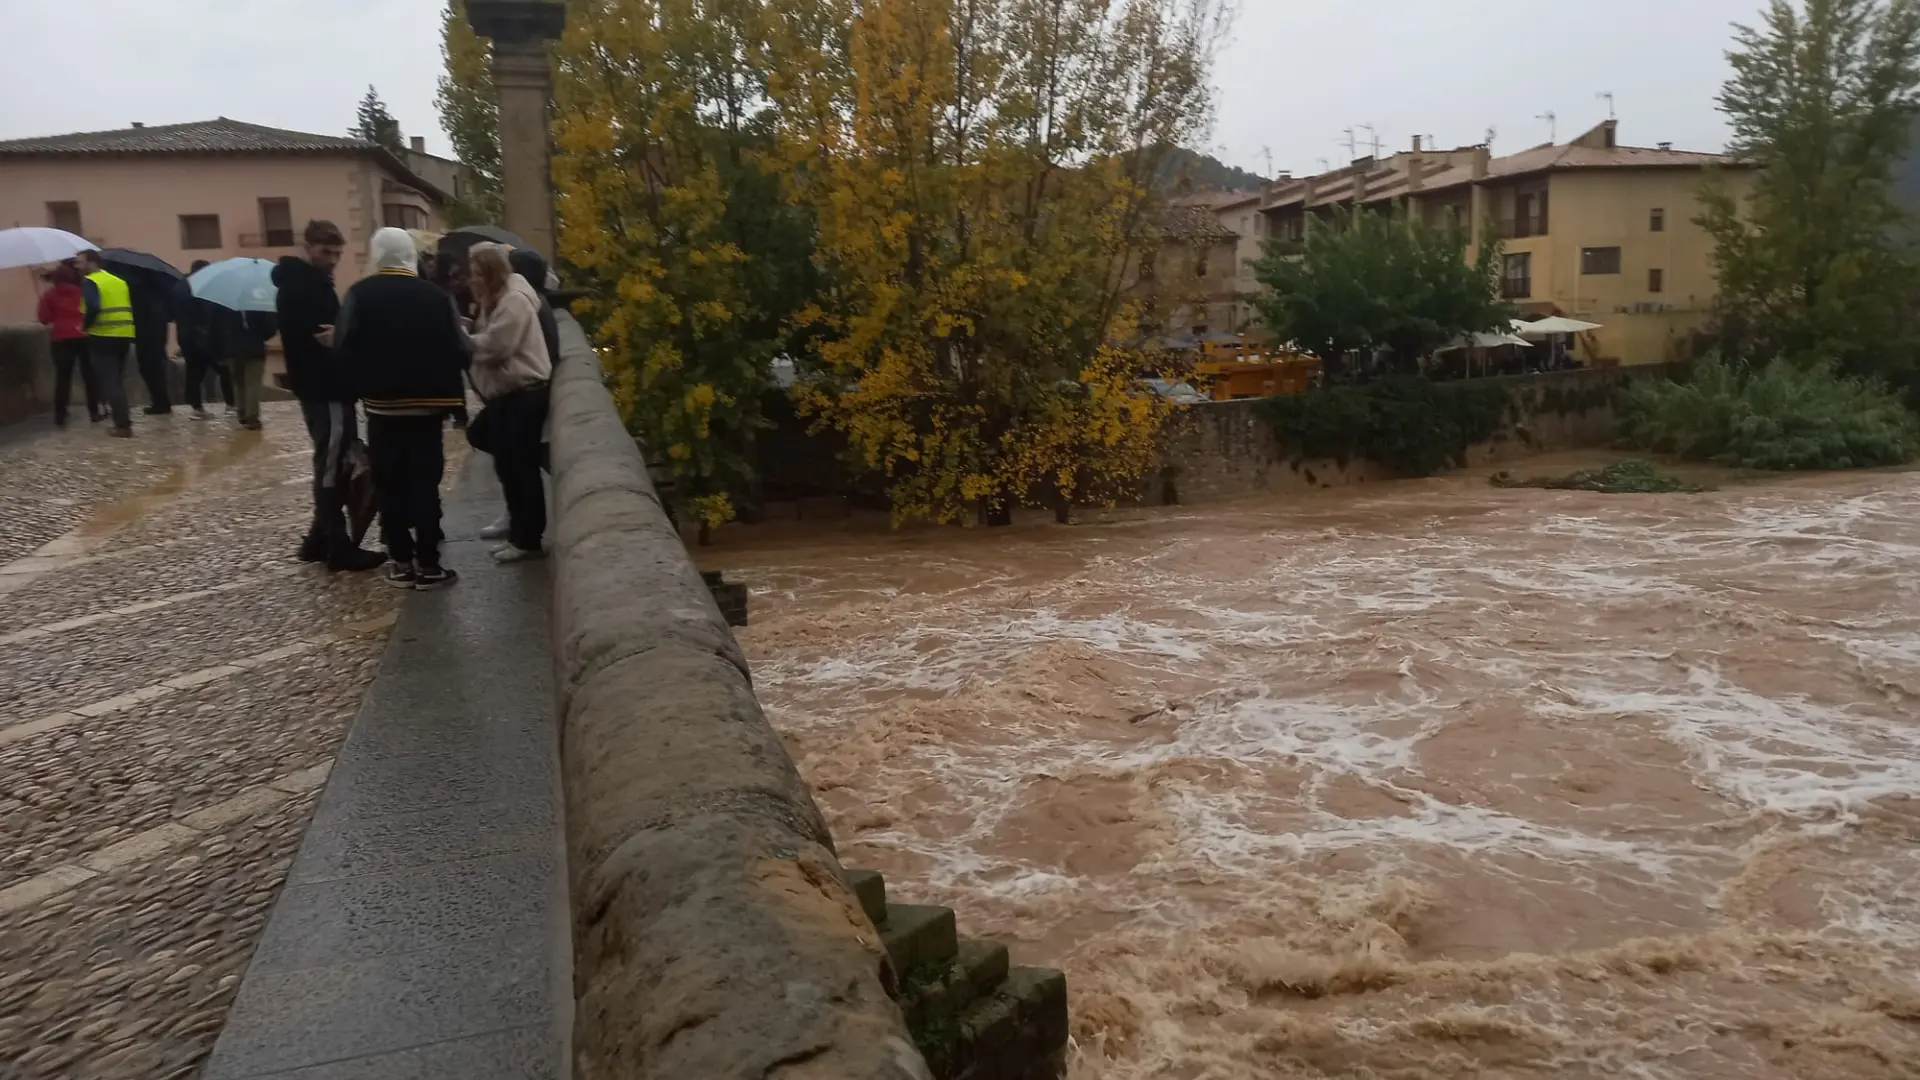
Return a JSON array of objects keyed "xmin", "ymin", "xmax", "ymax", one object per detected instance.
[{"xmin": 203, "ymin": 455, "xmax": 568, "ymax": 1080}]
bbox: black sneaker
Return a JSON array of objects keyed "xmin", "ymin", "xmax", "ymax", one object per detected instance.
[
  {"xmin": 296, "ymin": 534, "xmax": 328, "ymax": 563},
  {"xmin": 413, "ymin": 565, "xmax": 459, "ymax": 590},
  {"xmin": 143, "ymin": 405, "xmax": 172, "ymax": 415},
  {"xmin": 327, "ymin": 546, "xmax": 387, "ymax": 574},
  {"xmin": 383, "ymin": 562, "xmax": 418, "ymax": 589}
]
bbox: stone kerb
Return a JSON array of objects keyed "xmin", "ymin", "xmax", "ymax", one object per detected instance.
[{"xmin": 546, "ymin": 312, "xmax": 930, "ymax": 1080}]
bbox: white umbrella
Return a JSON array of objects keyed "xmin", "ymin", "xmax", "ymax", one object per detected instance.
[
  {"xmin": 189, "ymin": 257, "xmax": 278, "ymax": 312},
  {"xmin": 1438, "ymin": 331, "xmax": 1534, "ymax": 353},
  {"xmin": 1517, "ymin": 316, "xmax": 1603, "ymax": 337},
  {"xmin": 0, "ymin": 226, "xmax": 96, "ymax": 270}
]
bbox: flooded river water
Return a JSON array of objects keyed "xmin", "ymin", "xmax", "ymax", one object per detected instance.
[{"xmin": 725, "ymin": 459, "xmax": 1920, "ymax": 1079}]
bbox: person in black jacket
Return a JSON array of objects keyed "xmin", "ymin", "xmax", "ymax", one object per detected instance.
[
  {"xmin": 218, "ymin": 306, "xmax": 278, "ymax": 428},
  {"xmin": 273, "ymin": 219, "xmax": 382, "ymax": 573},
  {"xmin": 338, "ymin": 229, "xmax": 471, "ymax": 590},
  {"xmin": 171, "ymin": 260, "xmax": 232, "ymax": 418},
  {"xmin": 131, "ymin": 275, "xmax": 173, "ymax": 414}
]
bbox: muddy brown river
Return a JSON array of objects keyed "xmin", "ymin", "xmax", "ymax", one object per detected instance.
[{"xmin": 722, "ymin": 459, "xmax": 1920, "ymax": 1079}]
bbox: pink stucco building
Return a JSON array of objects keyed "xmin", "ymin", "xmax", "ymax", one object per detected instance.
[{"xmin": 0, "ymin": 118, "xmax": 466, "ymax": 327}]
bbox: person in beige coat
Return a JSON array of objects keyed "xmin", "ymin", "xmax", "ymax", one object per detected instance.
[{"xmin": 466, "ymin": 243, "xmax": 554, "ymax": 562}]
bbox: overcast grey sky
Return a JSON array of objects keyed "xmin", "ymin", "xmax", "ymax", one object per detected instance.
[{"xmin": 1, "ymin": 0, "xmax": 1760, "ymax": 171}]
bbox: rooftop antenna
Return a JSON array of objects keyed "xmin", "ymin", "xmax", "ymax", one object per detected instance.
[
  {"xmin": 1340, "ymin": 127, "xmax": 1360, "ymax": 160},
  {"xmin": 1359, "ymin": 122, "xmax": 1383, "ymax": 159},
  {"xmin": 1596, "ymin": 91, "xmax": 1615, "ymax": 119},
  {"xmin": 1260, "ymin": 146, "xmax": 1274, "ymax": 178},
  {"xmin": 1485, "ymin": 126, "xmax": 1497, "ymax": 152},
  {"xmin": 1316, "ymin": 157, "xmax": 1333, "ymax": 173},
  {"xmin": 1537, "ymin": 110, "xmax": 1557, "ymax": 143}
]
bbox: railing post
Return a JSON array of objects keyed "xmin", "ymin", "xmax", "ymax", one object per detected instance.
[{"xmin": 466, "ymin": 0, "xmax": 567, "ymax": 258}]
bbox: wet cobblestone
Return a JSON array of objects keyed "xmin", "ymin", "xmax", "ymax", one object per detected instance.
[{"xmin": 0, "ymin": 402, "xmax": 430, "ymax": 1078}]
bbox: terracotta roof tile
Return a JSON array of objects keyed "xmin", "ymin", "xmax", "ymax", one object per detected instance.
[{"xmin": 0, "ymin": 117, "xmax": 372, "ymax": 156}]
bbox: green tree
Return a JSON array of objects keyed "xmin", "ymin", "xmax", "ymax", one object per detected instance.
[
  {"xmin": 1700, "ymin": 0, "xmax": 1920, "ymax": 386},
  {"xmin": 436, "ymin": 0, "xmax": 503, "ymax": 224},
  {"xmin": 767, "ymin": 0, "xmax": 1226, "ymax": 525},
  {"xmin": 353, "ymin": 85, "xmax": 406, "ymax": 155},
  {"xmin": 1251, "ymin": 206, "xmax": 1511, "ymax": 378}
]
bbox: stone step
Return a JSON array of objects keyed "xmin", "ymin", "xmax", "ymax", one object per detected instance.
[
  {"xmin": 843, "ymin": 868, "xmax": 887, "ymax": 926},
  {"xmin": 878, "ymin": 903, "xmax": 958, "ymax": 978},
  {"xmin": 900, "ymin": 939, "xmax": 1011, "ymax": 1031},
  {"xmin": 917, "ymin": 966, "xmax": 1069, "ymax": 1080}
]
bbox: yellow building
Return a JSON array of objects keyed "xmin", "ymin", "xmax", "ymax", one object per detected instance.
[{"xmin": 1245, "ymin": 120, "xmax": 1756, "ymax": 366}]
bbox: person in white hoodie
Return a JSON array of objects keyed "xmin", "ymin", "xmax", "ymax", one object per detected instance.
[{"xmin": 465, "ymin": 243, "xmax": 554, "ymax": 562}]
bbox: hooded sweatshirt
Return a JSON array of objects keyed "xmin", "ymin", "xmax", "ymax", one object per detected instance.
[
  {"xmin": 271, "ymin": 255, "xmax": 348, "ymax": 402},
  {"xmin": 337, "ymin": 229, "xmax": 469, "ymax": 416},
  {"xmin": 467, "ymin": 264, "xmax": 553, "ymax": 400},
  {"xmin": 507, "ymin": 247, "xmax": 563, "ymax": 372}
]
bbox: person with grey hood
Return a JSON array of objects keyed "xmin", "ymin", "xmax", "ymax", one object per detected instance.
[{"xmin": 338, "ymin": 229, "xmax": 470, "ymax": 590}]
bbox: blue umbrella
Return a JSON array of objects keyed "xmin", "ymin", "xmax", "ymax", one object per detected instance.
[{"xmin": 189, "ymin": 257, "xmax": 278, "ymax": 312}]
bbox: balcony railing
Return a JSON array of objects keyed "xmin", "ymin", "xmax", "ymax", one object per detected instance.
[{"xmin": 1496, "ymin": 214, "xmax": 1549, "ymax": 240}]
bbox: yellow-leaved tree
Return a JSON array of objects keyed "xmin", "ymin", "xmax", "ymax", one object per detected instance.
[
  {"xmin": 768, "ymin": 0, "xmax": 1227, "ymax": 524},
  {"xmin": 550, "ymin": 0, "xmax": 822, "ymax": 532}
]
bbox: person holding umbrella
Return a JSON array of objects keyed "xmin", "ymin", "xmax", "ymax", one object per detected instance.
[
  {"xmin": 272, "ymin": 220, "xmax": 383, "ymax": 573},
  {"xmin": 37, "ymin": 261, "xmax": 101, "ymax": 425},
  {"xmin": 171, "ymin": 260, "xmax": 231, "ymax": 418},
  {"xmin": 74, "ymin": 249, "xmax": 136, "ymax": 437}
]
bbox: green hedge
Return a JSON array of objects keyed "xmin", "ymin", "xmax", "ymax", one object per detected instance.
[
  {"xmin": 1256, "ymin": 377, "xmax": 1511, "ymax": 477},
  {"xmin": 1617, "ymin": 354, "xmax": 1919, "ymax": 470}
]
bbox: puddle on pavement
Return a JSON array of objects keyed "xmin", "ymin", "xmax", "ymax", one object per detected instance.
[
  {"xmin": 0, "ymin": 435, "xmax": 270, "ymax": 593},
  {"xmin": 725, "ymin": 465, "xmax": 1920, "ymax": 1079}
]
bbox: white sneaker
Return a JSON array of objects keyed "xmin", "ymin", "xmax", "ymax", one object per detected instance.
[
  {"xmin": 491, "ymin": 544, "xmax": 546, "ymax": 564},
  {"xmin": 479, "ymin": 518, "xmax": 511, "ymax": 540}
]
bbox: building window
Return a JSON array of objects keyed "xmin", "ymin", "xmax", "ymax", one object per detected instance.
[
  {"xmin": 1501, "ymin": 252, "xmax": 1532, "ymax": 298},
  {"xmin": 259, "ymin": 198, "xmax": 294, "ymax": 247},
  {"xmin": 179, "ymin": 214, "xmax": 222, "ymax": 250},
  {"xmin": 1650, "ymin": 208, "xmax": 1666, "ymax": 232},
  {"xmin": 1194, "ymin": 252, "xmax": 1208, "ymax": 278},
  {"xmin": 1649, "ymin": 268, "xmax": 1665, "ymax": 293},
  {"xmin": 382, "ymin": 203, "xmax": 429, "ymax": 230},
  {"xmin": 1580, "ymin": 246, "xmax": 1622, "ymax": 275},
  {"xmin": 47, "ymin": 201, "xmax": 82, "ymax": 235}
]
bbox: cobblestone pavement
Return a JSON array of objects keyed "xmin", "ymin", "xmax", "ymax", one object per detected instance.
[{"xmin": 0, "ymin": 407, "xmax": 460, "ymax": 1079}]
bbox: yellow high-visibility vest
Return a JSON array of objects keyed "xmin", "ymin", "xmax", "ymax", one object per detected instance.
[{"xmin": 85, "ymin": 270, "xmax": 136, "ymax": 338}]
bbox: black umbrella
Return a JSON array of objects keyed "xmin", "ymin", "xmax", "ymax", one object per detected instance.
[
  {"xmin": 99, "ymin": 248, "xmax": 186, "ymax": 283},
  {"xmin": 444, "ymin": 225, "xmax": 525, "ymax": 248}
]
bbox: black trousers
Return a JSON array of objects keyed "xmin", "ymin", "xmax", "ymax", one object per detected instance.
[
  {"xmin": 181, "ymin": 347, "xmax": 232, "ymax": 410},
  {"xmin": 51, "ymin": 338, "xmax": 100, "ymax": 422},
  {"xmin": 87, "ymin": 337, "xmax": 133, "ymax": 429},
  {"xmin": 490, "ymin": 386, "xmax": 550, "ymax": 551},
  {"xmin": 368, "ymin": 414, "xmax": 446, "ymax": 567},
  {"xmin": 135, "ymin": 332, "xmax": 171, "ymax": 411},
  {"xmin": 300, "ymin": 399, "xmax": 357, "ymax": 549}
]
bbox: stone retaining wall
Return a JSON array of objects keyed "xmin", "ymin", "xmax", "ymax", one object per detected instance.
[
  {"xmin": 1158, "ymin": 364, "xmax": 1675, "ymax": 504},
  {"xmin": 548, "ymin": 314, "xmax": 986, "ymax": 1079}
]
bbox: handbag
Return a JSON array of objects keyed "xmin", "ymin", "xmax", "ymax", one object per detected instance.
[{"xmin": 465, "ymin": 402, "xmax": 499, "ymax": 454}]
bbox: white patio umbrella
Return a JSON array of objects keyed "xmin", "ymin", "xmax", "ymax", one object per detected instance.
[
  {"xmin": 0, "ymin": 226, "xmax": 96, "ymax": 270},
  {"xmin": 1517, "ymin": 316, "xmax": 1603, "ymax": 337}
]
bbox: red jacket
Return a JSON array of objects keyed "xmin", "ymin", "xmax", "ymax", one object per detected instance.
[{"xmin": 37, "ymin": 282, "xmax": 85, "ymax": 341}]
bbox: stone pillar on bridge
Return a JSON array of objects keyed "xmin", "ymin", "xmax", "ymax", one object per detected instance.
[{"xmin": 466, "ymin": 0, "xmax": 567, "ymax": 259}]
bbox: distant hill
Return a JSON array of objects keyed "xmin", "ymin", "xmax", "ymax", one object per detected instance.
[{"xmin": 1151, "ymin": 147, "xmax": 1267, "ymax": 193}]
